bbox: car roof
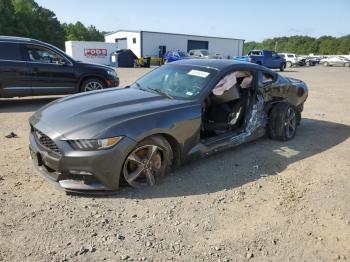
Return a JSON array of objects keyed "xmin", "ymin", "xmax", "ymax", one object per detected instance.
[
  {"xmin": 172, "ymin": 59, "xmax": 264, "ymax": 71},
  {"xmin": 0, "ymin": 36, "xmax": 45, "ymax": 45}
]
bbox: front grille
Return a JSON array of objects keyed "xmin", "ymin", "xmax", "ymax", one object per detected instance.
[{"xmin": 33, "ymin": 128, "xmax": 61, "ymax": 155}]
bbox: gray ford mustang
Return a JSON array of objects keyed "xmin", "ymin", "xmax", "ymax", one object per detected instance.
[{"xmin": 29, "ymin": 59, "xmax": 308, "ymax": 193}]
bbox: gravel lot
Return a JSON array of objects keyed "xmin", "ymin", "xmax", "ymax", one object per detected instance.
[{"xmin": 0, "ymin": 65, "xmax": 349, "ymax": 262}]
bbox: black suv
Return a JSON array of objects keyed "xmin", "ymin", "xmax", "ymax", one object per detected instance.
[{"xmin": 0, "ymin": 36, "xmax": 119, "ymax": 98}]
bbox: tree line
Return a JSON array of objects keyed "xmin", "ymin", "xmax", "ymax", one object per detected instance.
[
  {"xmin": 244, "ymin": 35, "xmax": 350, "ymax": 55},
  {"xmin": 0, "ymin": 0, "xmax": 105, "ymax": 49}
]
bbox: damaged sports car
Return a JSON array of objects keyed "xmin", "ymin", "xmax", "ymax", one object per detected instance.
[{"xmin": 29, "ymin": 59, "xmax": 308, "ymax": 193}]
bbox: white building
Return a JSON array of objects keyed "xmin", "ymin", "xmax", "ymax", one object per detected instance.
[
  {"xmin": 65, "ymin": 41, "xmax": 119, "ymax": 65},
  {"xmin": 105, "ymin": 30, "xmax": 244, "ymax": 58}
]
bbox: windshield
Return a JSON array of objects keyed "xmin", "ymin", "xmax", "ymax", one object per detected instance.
[{"xmin": 131, "ymin": 65, "xmax": 216, "ymax": 99}]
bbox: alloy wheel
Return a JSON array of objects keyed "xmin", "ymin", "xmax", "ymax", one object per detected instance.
[
  {"xmin": 84, "ymin": 81, "xmax": 104, "ymax": 92},
  {"xmin": 123, "ymin": 145, "xmax": 163, "ymax": 188},
  {"xmin": 284, "ymin": 107, "xmax": 297, "ymax": 139}
]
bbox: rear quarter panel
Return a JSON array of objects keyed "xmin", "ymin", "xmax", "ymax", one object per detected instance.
[{"xmin": 265, "ymin": 76, "xmax": 308, "ymax": 107}]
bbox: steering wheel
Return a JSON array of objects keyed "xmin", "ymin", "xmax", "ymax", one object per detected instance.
[{"xmin": 189, "ymin": 83, "xmax": 201, "ymax": 94}]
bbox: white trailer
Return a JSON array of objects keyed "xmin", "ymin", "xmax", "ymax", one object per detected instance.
[
  {"xmin": 105, "ymin": 30, "xmax": 244, "ymax": 59},
  {"xmin": 65, "ymin": 41, "xmax": 119, "ymax": 65}
]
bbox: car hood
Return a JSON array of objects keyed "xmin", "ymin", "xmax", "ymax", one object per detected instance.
[
  {"xmin": 171, "ymin": 56, "xmax": 191, "ymax": 60},
  {"xmin": 30, "ymin": 88, "xmax": 196, "ymax": 139},
  {"xmin": 75, "ymin": 61, "xmax": 113, "ymax": 70}
]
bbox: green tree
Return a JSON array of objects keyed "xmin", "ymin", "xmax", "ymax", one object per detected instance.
[
  {"xmin": 317, "ymin": 36, "xmax": 337, "ymax": 55},
  {"xmin": 0, "ymin": 0, "xmax": 18, "ymax": 35},
  {"xmin": 11, "ymin": 0, "xmax": 66, "ymax": 48},
  {"xmin": 336, "ymin": 35, "xmax": 350, "ymax": 55},
  {"xmin": 244, "ymin": 35, "xmax": 350, "ymax": 55},
  {"xmin": 244, "ymin": 41, "xmax": 260, "ymax": 54},
  {"xmin": 62, "ymin": 22, "xmax": 104, "ymax": 42},
  {"xmin": 1, "ymin": 0, "xmax": 104, "ymax": 48}
]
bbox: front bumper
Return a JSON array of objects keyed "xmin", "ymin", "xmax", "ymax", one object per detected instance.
[{"xmin": 29, "ymin": 126, "xmax": 136, "ymax": 193}]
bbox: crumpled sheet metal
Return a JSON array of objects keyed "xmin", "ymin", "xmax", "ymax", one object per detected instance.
[{"xmin": 230, "ymin": 94, "xmax": 266, "ymax": 144}]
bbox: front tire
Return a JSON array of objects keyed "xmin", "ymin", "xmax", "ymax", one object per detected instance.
[
  {"xmin": 323, "ymin": 62, "xmax": 329, "ymax": 67},
  {"xmin": 122, "ymin": 136, "xmax": 173, "ymax": 188},
  {"xmin": 80, "ymin": 78, "xmax": 106, "ymax": 92},
  {"xmin": 268, "ymin": 103, "xmax": 298, "ymax": 141},
  {"xmin": 344, "ymin": 62, "xmax": 350, "ymax": 67},
  {"xmin": 286, "ymin": 61, "xmax": 292, "ymax": 67}
]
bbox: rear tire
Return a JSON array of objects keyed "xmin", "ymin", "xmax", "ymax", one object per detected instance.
[
  {"xmin": 323, "ymin": 62, "xmax": 329, "ymax": 67},
  {"xmin": 286, "ymin": 61, "xmax": 292, "ymax": 67},
  {"xmin": 344, "ymin": 62, "xmax": 350, "ymax": 67},
  {"xmin": 280, "ymin": 63, "xmax": 285, "ymax": 72},
  {"xmin": 80, "ymin": 78, "xmax": 106, "ymax": 92},
  {"xmin": 268, "ymin": 103, "xmax": 298, "ymax": 141}
]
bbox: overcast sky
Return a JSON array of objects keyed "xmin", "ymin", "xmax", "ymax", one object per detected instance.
[{"xmin": 36, "ymin": 0, "xmax": 350, "ymax": 41}]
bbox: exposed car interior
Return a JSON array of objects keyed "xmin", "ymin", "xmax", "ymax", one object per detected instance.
[
  {"xmin": 201, "ymin": 70, "xmax": 255, "ymax": 138},
  {"xmin": 26, "ymin": 45, "xmax": 66, "ymax": 64}
]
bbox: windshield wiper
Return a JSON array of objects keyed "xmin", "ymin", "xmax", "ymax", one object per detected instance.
[
  {"xmin": 135, "ymin": 82, "xmax": 174, "ymax": 99},
  {"xmin": 148, "ymin": 87, "xmax": 174, "ymax": 99},
  {"xmin": 134, "ymin": 82, "xmax": 146, "ymax": 90}
]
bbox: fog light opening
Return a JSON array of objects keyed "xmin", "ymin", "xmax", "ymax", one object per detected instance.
[{"xmin": 69, "ymin": 170, "xmax": 93, "ymax": 176}]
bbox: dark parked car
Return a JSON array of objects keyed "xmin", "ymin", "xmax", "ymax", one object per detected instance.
[
  {"xmin": 0, "ymin": 36, "xmax": 119, "ymax": 98},
  {"xmin": 29, "ymin": 59, "xmax": 308, "ymax": 193},
  {"xmin": 303, "ymin": 56, "xmax": 319, "ymax": 66}
]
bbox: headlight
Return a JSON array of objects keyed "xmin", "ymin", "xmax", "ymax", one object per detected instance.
[
  {"xmin": 107, "ymin": 70, "xmax": 117, "ymax": 78},
  {"xmin": 69, "ymin": 136, "xmax": 123, "ymax": 151}
]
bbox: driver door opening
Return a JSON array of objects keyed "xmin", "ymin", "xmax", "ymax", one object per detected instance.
[{"xmin": 201, "ymin": 69, "xmax": 256, "ymax": 140}]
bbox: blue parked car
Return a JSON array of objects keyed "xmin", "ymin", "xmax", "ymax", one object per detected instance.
[
  {"xmin": 233, "ymin": 50, "xmax": 286, "ymax": 71},
  {"xmin": 164, "ymin": 51, "xmax": 191, "ymax": 63},
  {"xmin": 232, "ymin": 56, "xmax": 249, "ymax": 62}
]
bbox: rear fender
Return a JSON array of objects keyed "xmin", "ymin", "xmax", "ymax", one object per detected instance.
[{"xmin": 264, "ymin": 76, "xmax": 308, "ymax": 107}]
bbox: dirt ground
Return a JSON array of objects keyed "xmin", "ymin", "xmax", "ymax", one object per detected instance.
[{"xmin": 0, "ymin": 65, "xmax": 349, "ymax": 262}]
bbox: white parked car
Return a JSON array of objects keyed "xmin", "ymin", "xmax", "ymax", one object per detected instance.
[
  {"xmin": 321, "ymin": 56, "xmax": 350, "ymax": 67},
  {"xmin": 188, "ymin": 49, "xmax": 222, "ymax": 59},
  {"xmin": 279, "ymin": 53, "xmax": 303, "ymax": 67}
]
